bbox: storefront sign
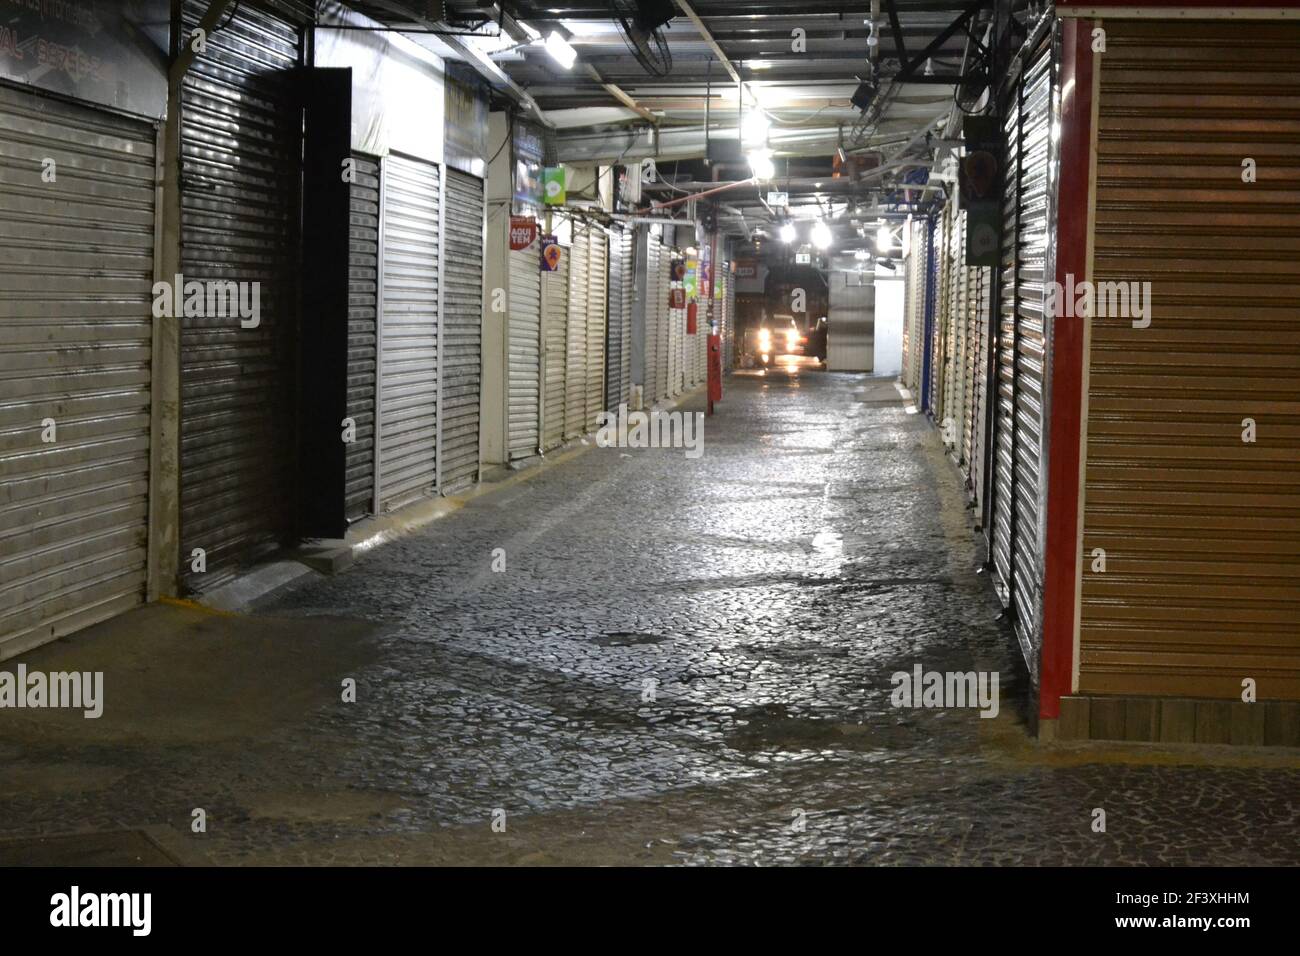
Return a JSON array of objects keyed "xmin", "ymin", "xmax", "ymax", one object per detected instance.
[
  {"xmin": 509, "ymin": 216, "xmax": 537, "ymax": 251},
  {"xmin": 0, "ymin": 0, "xmax": 168, "ymax": 119},
  {"xmin": 514, "ymin": 121, "xmax": 545, "ymax": 207},
  {"xmin": 670, "ymin": 288, "xmax": 685, "ymax": 309},
  {"xmin": 543, "ymin": 166, "xmax": 566, "ymax": 205},
  {"xmin": 540, "ymin": 235, "xmax": 562, "ymax": 271}
]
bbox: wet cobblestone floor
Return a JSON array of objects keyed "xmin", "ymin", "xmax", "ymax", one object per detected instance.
[{"xmin": 1, "ymin": 368, "xmax": 1296, "ymax": 865}]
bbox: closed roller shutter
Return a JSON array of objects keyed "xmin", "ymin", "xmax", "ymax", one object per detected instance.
[
  {"xmin": 1079, "ymin": 20, "xmax": 1300, "ymax": 700},
  {"xmin": 507, "ymin": 238, "xmax": 541, "ymax": 459},
  {"xmin": 989, "ymin": 35, "xmax": 1053, "ymax": 678},
  {"xmin": 605, "ymin": 226, "xmax": 628, "ymax": 412},
  {"xmin": 565, "ymin": 227, "xmax": 589, "ymax": 439},
  {"xmin": 929, "ymin": 204, "xmax": 950, "ymax": 421},
  {"xmin": 585, "ymin": 228, "xmax": 607, "ymax": 427},
  {"xmin": 970, "ymin": 265, "xmax": 992, "ymax": 524},
  {"xmin": 541, "ymin": 253, "xmax": 568, "ymax": 450},
  {"xmin": 179, "ymin": 0, "xmax": 308, "ymax": 589},
  {"xmin": 0, "ymin": 86, "xmax": 155, "ymax": 657},
  {"xmin": 440, "ymin": 169, "xmax": 484, "ymax": 492},
  {"xmin": 668, "ymin": 262, "xmax": 683, "ymax": 395},
  {"xmin": 378, "ymin": 154, "xmax": 440, "ymax": 509},
  {"xmin": 961, "ymin": 259, "xmax": 979, "ymax": 475},
  {"xmin": 620, "ymin": 229, "xmax": 635, "ymax": 398},
  {"xmin": 645, "ymin": 238, "xmax": 665, "ymax": 404},
  {"xmin": 345, "ymin": 153, "xmax": 379, "ymax": 521},
  {"xmin": 724, "ymin": 257, "xmax": 736, "ymax": 372}
]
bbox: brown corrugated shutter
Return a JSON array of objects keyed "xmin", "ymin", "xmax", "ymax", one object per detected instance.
[{"xmin": 1080, "ymin": 19, "xmax": 1300, "ymax": 700}]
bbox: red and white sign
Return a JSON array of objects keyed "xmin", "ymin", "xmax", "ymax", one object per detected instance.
[{"xmin": 509, "ymin": 215, "xmax": 537, "ymax": 251}]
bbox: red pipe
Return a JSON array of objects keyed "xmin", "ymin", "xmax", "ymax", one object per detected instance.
[{"xmin": 636, "ymin": 176, "xmax": 756, "ymax": 214}]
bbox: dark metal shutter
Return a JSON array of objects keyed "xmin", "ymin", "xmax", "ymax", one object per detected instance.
[
  {"xmin": 440, "ymin": 169, "xmax": 484, "ymax": 491},
  {"xmin": 541, "ymin": 253, "xmax": 568, "ymax": 450},
  {"xmin": 1080, "ymin": 20, "xmax": 1300, "ymax": 699},
  {"xmin": 585, "ymin": 228, "xmax": 608, "ymax": 427},
  {"xmin": 378, "ymin": 154, "xmax": 440, "ymax": 509},
  {"xmin": 179, "ymin": 0, "xmax": 308, "ymax": 589},
  {"xmin": 507, "ymin": 238, "xmax": 541, "ymax": 459},
  {"xmin": 990, "ymin": 35, "xmax": 1054, "ymax": 678},
  {"xmin": 605, "ymin": 227, "xmax": 625, "ymax": 412},
  {"xmin": 0, "ymin": 86, "xmax": 155, "ymax": 656},
  {"xmin": 345, "ymin": 154, "xmax": 379, "ymax": 521},
  {"xmin": 970, "ymin": 266, "xmax": 993, "ymax": 524},
  {"xmin": 565, "ymin": 228, "xmax": 589, "ymax": 439}
]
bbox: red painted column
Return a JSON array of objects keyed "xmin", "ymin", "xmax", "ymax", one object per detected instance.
[{"xmin": 1039, "ymin": 18, "xmax": 1094, "ymax": 721}]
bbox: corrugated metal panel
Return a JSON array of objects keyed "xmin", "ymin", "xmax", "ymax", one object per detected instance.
[
  {"xmin": 991, "ymin": 73, "xmax": 1021, "ymax": 600},
  {"xmin": 1080, "ymin": 20, "xmax": 1300, "ymax": 700},
  {"xmin": 605, "ymin": 227, "xmax": 624, "ymax": 412},
  {"xmin": 179, "ymin": 0, "xmax": 304, "ymax": 589},
  {"xmin": 645, "ymin": 238, "xmax": 665, "ymax": 404},
  {"xmin": 724, "ymin": 256, "xmax": 736, "ymax": 372},
  {"xmin": 0, "ymin": 86, "xmax": 155, "ymax": 657},
  {"xmin": 507, "ymin": 238, "xmax": 541, "ymax": 459},
  {"xmin": 961, "ymin": 257, "xmax": 979, "ymax": 475},
  {"xmin": 565, "ymin": 227, "xmax": 589, "ymax": 439},
  {"xmin": 989, "ymin": 37, "xmax": 1054, "ymax": 679},
  {"xmin": 970, "ymin": 265, "xmax": 992, "ymax": 524},
  {"xmin": 378, "ymin": 154, "xmax": 440, "ymax": 509},
  {"xmin": 440, "ymin": 169, "xmax": 484, "ymax": 491},
  {"xmin": 620, "ymin": 229, "xmax": 635, "ymax": 398},
  {"xmin": 541, "ymin": 251, "xmax": 568, "ymax": 450},
  {"xmin": 929, "ymin": 203, "xmax": 951, "ymax": 421},
  {"xmin": 668, "ymin": 262, "xmax": 683, "ymax": 395},
  {"xmin": 345, "ymin": 154, "xmax": 379, "ymax": 521},
  {"xmin": 585, "ymin": 227, "xmax": 608, "ymax": 427}
]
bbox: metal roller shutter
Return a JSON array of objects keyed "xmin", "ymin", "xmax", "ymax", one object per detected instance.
[
  {"xmin": 585, "ymin": 227, "xmax": 607, "ymax": 427},
  {"xmin": 990, "ymin": 71, "xmax": 1021, "ymax": 596},
  {"xmin": 645, "ymin": 238, "xmax": 665, "ymax": 404},
  {"xmin": 440, "ymin": 169, "xmax": 485, "ymax": 491},
  {"xmin": 990, "ymin": 36, "xmax": 1054, "ymax": 678},
  {"xmin": 961, "ymin": 259, "xmax": 979, "ymax": 476},
  {"xmin": 668, "ymin": 259, "xmax": 683, "ymax": 396},
  {"xmin": 605, "ymin": 227, "xmax": 625, "ymax": 412},
  {"xmin": 565, "ymin": 227, "xmax": 589, "ymax": 439},
  {"xmin": 619, "ymin": 229, "xmax": 635, "ymax": 400},
  {"xmin": 345, "ymin": 154, "xmax": 379, "ymax": 521},
  {"xmin": 507, "ymin": 239, "xmax": 541, "ymax": 459},
  {"xmin": 724, "ymin": 257, "xmax": 736, "ymax": 372},
  {"xmin": 378, "ymin": 154, "xmax": 440, "ymax": 509},
  {"xmin": 929, "ymin": 204, "xmax": 950, "ymax": 421},
  {"xmin": 541, "ymin": 252, "xmax": 568, "ymax": 450},
  {"xmin": 1079, "ymin": 20, "xmax": 1300, "ymax": 699},
  {"xmin": 179, "ymin": 0, "xmax": 308, "ymax": 589},
  {"xmin": 0, "ymin": 86, "xmax": 155, "ymax": 657},
  {"xmin": 970, "ymin": 265, "xmax": 992, "ymax": 524}
]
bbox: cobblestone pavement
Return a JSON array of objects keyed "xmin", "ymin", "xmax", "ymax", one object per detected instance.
[{"xmin": 1, "ymin": 367, "xmax": 1296, "ymax": 866}]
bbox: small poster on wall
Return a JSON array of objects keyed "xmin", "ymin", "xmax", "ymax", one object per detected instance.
[
  {"xmin": 509, "ymin": 216, "xmax": 537, "ymax": 251},
  {"xmin": 540, "ymin": 235, "xmax": 563, "ymax": 271}
]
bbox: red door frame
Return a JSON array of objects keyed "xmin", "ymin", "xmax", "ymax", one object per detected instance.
[{"xmin": 1038, "ymin": 18, "xmax": 1094, "ymax": 721}]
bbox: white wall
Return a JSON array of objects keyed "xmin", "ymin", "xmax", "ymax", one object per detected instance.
[
  {"xmin": 827, "ymin": 259, "xmax": 874, "ymax": 372},
  {"xmin": 873, "ymin": 265, "xmax": 906, "ymax": 377}
]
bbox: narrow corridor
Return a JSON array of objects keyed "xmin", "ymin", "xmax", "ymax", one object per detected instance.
[{"xmin": 0, "ymin": 371, "xmax": 1295, "ymax": 866}]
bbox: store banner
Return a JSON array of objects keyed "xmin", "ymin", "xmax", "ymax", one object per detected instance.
[
  {"xmin": 543, "ymin": 166, "xmax": 566, "ymax": 205},
  {"xmin": 540, "ymin": 235, "xmax": 562, "ymax": 271},
  {"xmin": 509, "ymin": 216, "xmax": 537, "ymax": 251}
]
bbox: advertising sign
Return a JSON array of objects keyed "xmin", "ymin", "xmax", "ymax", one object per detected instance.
[
  {"xmin": 0, "ymin": 0, "xmax": 168, "ymax": 119},
  {"xmin": 540, "ymin": 235, "xmax": 562, "ymax": 271},
  {"xmin": 509, "ymin": 216, "xmax": 537, "ymax": 251},
  {"xmin": 543, "ymin": 166, "xmax": 566, "ymax": 205}
]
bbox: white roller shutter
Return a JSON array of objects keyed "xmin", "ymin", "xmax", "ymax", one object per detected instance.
[
  {"xmin": 541, "ymin": 252, "xmax": 568, "ymax": 450},
  {"xmin": 0, "ymin": 86, "xmax": 155, "ymax": 657},
  {"xmin": 507, "ymin": 236, "xmax": 541, "ymax": 459},
  {"xmin": 378, "ymin": 154, "xmax": 440, "ymax": 510},
  {"xmin": 439, "ymin": 169, "xmax": 485, "ymax": 491},
  {"xmin": 585, "ymin": 227, "xmax": 608, "ymax": 428},
  {"xmin": 565, "ymin": 227, "xmax": 589, "ymax": 439}
]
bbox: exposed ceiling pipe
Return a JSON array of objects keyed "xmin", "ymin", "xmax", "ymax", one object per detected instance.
[{"xmin": 636, "ymin": 177, "xmax": 758, "ymax": 214}]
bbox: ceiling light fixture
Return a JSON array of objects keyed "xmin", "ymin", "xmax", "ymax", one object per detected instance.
[
  {"xmin": 742, "ymin": 109, "xmax": 771, "ymax": 146},
  {"xmin": 544, "ymin": 31, "xmax": 577, "ymax": 70},
  {"xmin": 811, "ymin": 220, "xmax": 833, "ymax": 250},
  {"xmin": 780, "ymin": 222, "xmax": 797, "ymax": 243},
  {"xmin": 876, "ymin": 223, "xmax": 891, "ymax": 253},
  {"xmin": 748, "ymin": 148, "xmax": 775, "ymax": 180}
]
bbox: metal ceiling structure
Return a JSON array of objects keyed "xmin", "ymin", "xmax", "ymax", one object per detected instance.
[{"xmin": 334, "ymin": 0, "xmax": 1042, "ymax": 255}]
